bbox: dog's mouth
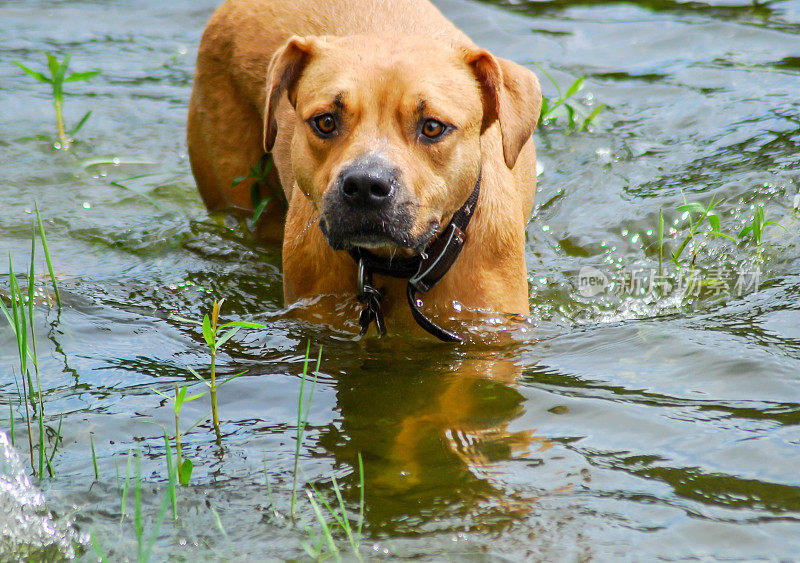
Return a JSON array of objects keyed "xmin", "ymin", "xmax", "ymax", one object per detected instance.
[{"xmin": 318, "ymin": 215, "xmax": 439, "ymax": 254}]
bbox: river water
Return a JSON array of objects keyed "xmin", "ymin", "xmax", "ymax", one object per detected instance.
[{"xmin": 1, "ymin": 0, "xmax": 799, "ymax": 559}]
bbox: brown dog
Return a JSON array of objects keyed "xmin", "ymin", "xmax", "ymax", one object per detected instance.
[{"xmin": 187, "ymin": 0, "xmax": 542, "ymax": 340}]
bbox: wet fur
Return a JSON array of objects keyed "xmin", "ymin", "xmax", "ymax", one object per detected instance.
[{"xmin": 187, "ymin": 0, "xmax": 542, "ymax": 336}]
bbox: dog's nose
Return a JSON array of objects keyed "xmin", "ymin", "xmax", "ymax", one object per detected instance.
[{"xmin": 339, "ymin": 168, "xmax": 395, "ymax": 208}]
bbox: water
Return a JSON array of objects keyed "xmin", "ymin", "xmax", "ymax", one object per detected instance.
[{"xmin": 1, "ymin": 0, "xmax": 799, "ymax": 559}]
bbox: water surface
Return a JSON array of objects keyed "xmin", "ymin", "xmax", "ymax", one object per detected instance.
[{"xmin": 1, "ymin": 0, "xmax": 799, "ymax": 559}]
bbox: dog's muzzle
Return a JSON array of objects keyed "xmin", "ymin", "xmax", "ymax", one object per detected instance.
[{"xmin": 319, "ymin": 155, "xmax": 429, "ymax": 251}]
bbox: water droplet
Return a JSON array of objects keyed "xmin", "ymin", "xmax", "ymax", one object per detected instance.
[
  {"xmin": 112, "ymin": 157, "xmax": 120, "ymax": 165},
  {"xmin": 622, "ymin": 229, "xmax": 629, "ymax": 236},
  {"xmin": 82, "ymin": 202, "xmax": 91, "ymax": 209},
  {"xmin": 542, "ymin": 225, "xmax": 550, "ymax": 232}
]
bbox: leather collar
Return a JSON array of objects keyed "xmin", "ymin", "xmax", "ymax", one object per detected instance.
[{"xmin": 347, "ymin": 170, "xmax": 481, "ymax": 343}]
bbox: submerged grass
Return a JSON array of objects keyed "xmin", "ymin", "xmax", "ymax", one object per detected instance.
[
  {"xmin": 292, "ymin": 342, "xmax": 322, "ymax": 519},
  {"xmin": 303, "ymin": 454, "xmax": 366, "ymax": 561},
  {"xmin": 93, "ymin": 449, "xmax": 170, "ymax": 563},
  {"xmin": 1, "ymin": 206, "xmax": 62, "ymax": 477}
]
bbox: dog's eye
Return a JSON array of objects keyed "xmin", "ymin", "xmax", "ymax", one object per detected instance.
[
  {"xmin": 421, "ymin": 119, "xmax": 446, "ymax": 139},
  {"xmin": 311, "ymin": 113, "xmax": 337, "ymax": 136}
]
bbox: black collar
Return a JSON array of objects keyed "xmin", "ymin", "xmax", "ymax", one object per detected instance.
[{"xmin": 347, "ymin": 170, "xmax": 481, "ymax": 343}]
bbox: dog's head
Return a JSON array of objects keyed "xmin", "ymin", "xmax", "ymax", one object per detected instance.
[{"xmin": 264, "ymin": 34, "xmax": 541, "ymax": 252}]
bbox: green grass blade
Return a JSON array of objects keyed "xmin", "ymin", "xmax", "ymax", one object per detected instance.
[
  {"xmin": 217, "ymin": 370, "xmax": 247, "ymax": 388},
  {"xmin": 707, "ymin": 213, "xmax": 721, "ymax": 233},
  {"xmin": 69, "ymin": 110, "xmax": 92, "ymax": 136},
  {"xmin": 134, "ymin": 452, "xmax": 143, "ymax": 557},
  {"xmin": 35, "ymin": 204, "xmax": 61, "ymax": 308},
  {"xmin": 65, "ymin": 70, "xmax": 101, "ymax": 82},
  {"xmin": 90, "ymin": 434, "xmax": 99, "ymax": 480},
  {"xmin": 252, "ymin": 196, "xmax": 272, "ymax": 223},
  {"xmin": 169, "ymin": 315, "xmax": 202, "ymax": 325},
  {"xmin": 162, "ymin": 431, "xmax": 178, "ymax": 522},
  {"xmin": 538, "ymin": 96, "xmax": 550, "ymax": 124},
  {"xmin": 56, "ymin": 54, "xmax": 71, "ymax": 84},
  {"xmin": 179, "ymin": 458, "xmax": 193, "ymax": 486},
  {"xmin": 46, "ymin": 414, "xmax": 64, "ymax": 476},
  {"xmin": 184, "ymin": 413, "xmax": 208, "ymax": 434},
  {"xmin": 217, "ymin": 320, "xmax": 266, "ymax": 329},
  {"xmin": 214, "ymin": 326, "xmax": 240, "ymax": 350},
  {"xmin": 263, "ymin": 460, "xmax": 275, "ymax": 508},
  {"xmin": 210, "ymin": 505, "xmax": 230, "ymax": 542},
  {"xmin": 142, "ymin": 488, "xmax": 171, "ymax": 563},
  {"xmin": 109, "ymin": 180, "xmax": 166, "ymax": 212},
  {"xmin": 565, "ymin": 104, "xmax": 576, "ymax": 132},
  {"xmin": 202, "ymin": 314, "xmax": 214, "ymax": 348},
  {"xmin": 91, "ymin": 533, "xmax": 109, "ymax": 562},
  {"xmin": 291, "ymin": 341, "xmax": 312, "ymax": 518},
  {"xmin": 677, "ymin": 202, "xmax": 707, "ymax": 214},
  {"xmin": 13, "ymin": 60, "xmax": 50, "ymax": 83},
  {"xmin": 186, "ymin": 366, "xmax": 211, "ymax": 387},
  {"xmin": 306, "ymin": 489, "xmax": 339, "ymax": 558},
  {"xmin": 120, "ymin": 451, "xmax": 132, "ymax": 523},
  {"xmin": 8, "ymin": 403, "xmax": 15, "ymax": 447},
  {"xmin": 151, "ymin": 388, "xmax": 172, "ymax": 401},
  {"xmin": 564, "ymin": 76, "xmax": 584, "ymax": 100},
  {"xmin": 764, "ymin": 221, "xmax": 789, "ymax": 233},
  {"xmin": 535, "ymin": 64, "xmax": 562, "ymax": 97},
  {"xmin": 175, "ymin": 386, "xmax": 188, "ymax": 411},
  {"xmin": 0, "ymin": 292, "xmax": 15, "ymax": 331},
  {"xmin": 330, "ymin": 476, "xmax": 357, "ymax": 552},
  {"xmin": 9, "ymin": 257, "xmax": 27, "ymax": 378},
  {"xmin": 580, "ymin": 103, "xmax": 605, "ymax": 131}
]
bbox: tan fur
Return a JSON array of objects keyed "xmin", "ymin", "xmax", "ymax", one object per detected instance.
[{"xmin": 188, "ymin": 0, "xmax": 542, "ymax": 336}]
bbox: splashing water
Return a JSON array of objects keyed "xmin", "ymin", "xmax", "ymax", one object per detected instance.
[{"xmin": 0, "ymin": 431, "xmax": 86, "ymax": 559}]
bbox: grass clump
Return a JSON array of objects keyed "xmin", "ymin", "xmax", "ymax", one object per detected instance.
[
  {"xmin": 93, "ymin": 449, "xmax": 171, "ymax": 563},
  {"xmin": 13, "ymin": 52, "xmax": 100, "ymax": 149},
  {"xmin": 1, "ymin": 205, "xmax": 62, "ymax": 477},
  {"xmin": 303, "ymin": 454, "xmax": 366, "ymax": 561},
  {"xmin": 151, "ymin": 384, "xmax": 207, "ymax": 486},
  {"xmin": 171, "ymin": 299, "xmax": 265, "ymax": 444},
  {"xmin": 659, "ymin": 196, "xmax": 787, "ymax": 268},
  {"xmin": 536, "ymin": 66, "xmax": 605, "ymax": 132},
  {"xmin": 231, "ymin": 153, "xmax": 288, "ymax": 224}
]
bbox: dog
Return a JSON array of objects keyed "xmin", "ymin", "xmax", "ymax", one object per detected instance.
[{"xmin": 187, "ymin": 0, "xmax": 542, "ymax": 341}]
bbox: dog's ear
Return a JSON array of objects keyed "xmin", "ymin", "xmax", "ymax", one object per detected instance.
[
  {"xmin": 263, "ymin": 36, "xmax": 317, "ymax": 152},
  {"xmin": 466, "ymin": 50, "xmax": 542, "ymax": 169}
]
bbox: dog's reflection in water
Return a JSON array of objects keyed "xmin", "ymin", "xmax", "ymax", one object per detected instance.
[{"xmin": 316, "ymin": 346, "xmax": 553, "ymax": 532}]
